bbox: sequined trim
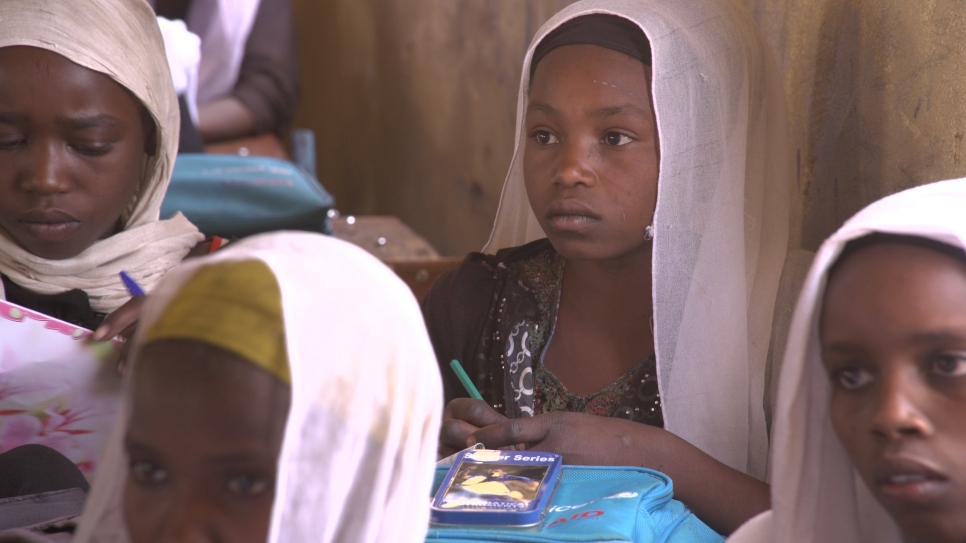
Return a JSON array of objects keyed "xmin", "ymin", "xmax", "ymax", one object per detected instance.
[
  {"xmin": 500, "ymin": 244, "xmax": 664, "ymax": 427},
  {"xmin": 534, "ymin": 353, "xmax": 661, "ymax": 423}
]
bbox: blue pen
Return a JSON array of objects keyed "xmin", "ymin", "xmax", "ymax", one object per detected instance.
[{"xmin": 119, "ymin": 270, "xmax": 145, "ymax": 297}]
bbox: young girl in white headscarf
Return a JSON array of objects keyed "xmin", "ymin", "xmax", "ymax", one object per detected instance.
[
  {"xmin": 422, "ymin": 0, "xmax": 800, "ymax": 535},
  {"xmin": 74, "ymin": 231, "xmax": 443, "ymax": 543},
  {"xmin": 729, "ymin": 179, "xmax": 966, "ymax": 543},
  {"xmin": 0, "ymin": 0, "xmax": 205, "ymax": 338}
]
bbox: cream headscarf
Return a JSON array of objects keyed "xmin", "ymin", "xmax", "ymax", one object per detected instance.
[
  {"xmin": 74, "ymin": 231, "xmax": 444, "ymax": 543},
  {"xmin": 486, "ymin": 0, "xmax": 792, "ymax": 480},
  {"xmin": 0, "ymin": 0, "xmax": 204, "ymax": 314},
  {"xmin": 728, "ymin": 179, "xmax": 966, "ymax": 542}
]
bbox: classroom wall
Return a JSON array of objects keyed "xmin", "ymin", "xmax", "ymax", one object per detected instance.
[
  {"xmin": 742, "ymin": 0, "xmax": 966, "ymax": 249},
  {"xmin": 292, "ymin": 0, "xmax": 573, "ymax": 256},
  {"xmin": 292, "ymin": 0, "xmax": 966, "ymax": 255}
]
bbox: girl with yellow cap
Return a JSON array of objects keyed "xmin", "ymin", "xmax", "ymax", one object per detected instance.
[{"xmin": 74, "ymin": 231, "xmax": 443, "ymax": 543}]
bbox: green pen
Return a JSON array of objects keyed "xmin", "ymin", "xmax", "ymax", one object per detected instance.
[{"xmin": 449, "ymin": 359, "xmax": 484, "ymax": 401}]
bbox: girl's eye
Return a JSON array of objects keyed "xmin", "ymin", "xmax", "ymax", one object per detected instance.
[
  {"xmin": 130, "ymin": 461, "xmax": 168, "ymax": 485},
  {"xmin": 0, "ymin": 137, "xmax": 25, "ymax": 150},
  {"xmin": 602, "ymin": 132, "xmax": 634, "ymax": 146},
  {"xmin": 226, "ymin": 474, "xmax": 271, "ymax": 496},
  {"xmin": 71, "ymin": 143, "xmax": 114, "ymax": 156},
  {"xmin": 832, "ymin": 367, "xmax": 873, "ymax": 390},
  {"xmin": 930, "ymin": 354, "xmax": 966, "ymax": 377},
  {"xmin": 532, "ymin": 130, "xmax": 559, "ymax": 145}
]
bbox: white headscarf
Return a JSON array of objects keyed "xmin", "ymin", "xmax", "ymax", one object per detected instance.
[
  {"xmin": 485, "ymin": 0, "xmax": 792, "ymax": 480},
  {"xmin": 729, "ymin": 179, "xmax": 966, "ymax": 543},
  {"xmin": 74, "ymin": 231, "xmax": 444, "ymax": 543},
  {"xmin": 0, "ymin": 0, "xmax": 204, "ymax": 314}
]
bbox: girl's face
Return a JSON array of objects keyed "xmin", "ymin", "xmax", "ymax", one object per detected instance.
[
  {"xmin": 0, "ymin": 46, "xmax": 153, "ymax": 260},
  {"xmin": 124, "ymin": 340, "xmax": 290, "ymax": 543},
  {"xmin": 820, "ymin": 241, "xmax": 966, "ymax": 543},
  {"xmin": 523, "ymin": 43, "xmax": 658, "ymax": 263}
]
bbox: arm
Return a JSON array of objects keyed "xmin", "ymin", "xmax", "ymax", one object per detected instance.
[
  {"xmin": 209, "ymin": 0, "xmax": 299, "ymax": 142},
  {"xmin": 197, "ymin": 96, "xmax": 257, "ymax": 143},
  {"xmin": 470, "ymin": 413, "xmax": 769, "ymax": 535}
]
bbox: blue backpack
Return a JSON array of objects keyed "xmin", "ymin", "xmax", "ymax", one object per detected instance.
[{"xmin": 425, "ymin": 465, "xmax": 723, "ymax": 543}]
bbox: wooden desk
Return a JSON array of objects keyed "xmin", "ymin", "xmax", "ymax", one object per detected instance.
[
  {"xmin": 206, "ymin": 133, "xmax": 290, "ymax": 160},
  {"xmin": 330, "ymin": 215, "xmax": 461, "ymax": 301},
  {"xmin": 331, "ymin": 215, "xmax": 439, "ymax": 260}
]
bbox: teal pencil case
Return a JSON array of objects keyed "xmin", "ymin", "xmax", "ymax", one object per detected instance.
[{"xmin": 161, "ymin": 154, "xmax": 335, "ymax": 238}]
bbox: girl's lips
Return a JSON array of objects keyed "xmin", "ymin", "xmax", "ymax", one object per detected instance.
[
  {"xmin": 874, "ymin": 456, "xmax": 950, "ymax": 505},
  {"xmin": 19, "ymin": 220, "xmax": 82, "ymax": 240},
  {"xmin": 545, "ymin": 200, "xmax": 601, "ymax": 232},
  {"xmin": 17, "ymin": 209, "xmax": 82, "ymax": 241}
]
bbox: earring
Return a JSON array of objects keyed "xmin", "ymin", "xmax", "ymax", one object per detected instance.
[{"xmin": 644, "ymin": 225, "xmax": 655, "ymax": 241}]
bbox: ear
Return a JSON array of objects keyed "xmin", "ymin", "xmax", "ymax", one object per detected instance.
[{"xmin": 142, "ymin": 108, "xmax": 158, "ymax": 157}]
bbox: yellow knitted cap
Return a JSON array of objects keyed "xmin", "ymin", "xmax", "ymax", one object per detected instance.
[{"xmin": 144, "ymin": 259, "xmax": 290, "ymax": 385}]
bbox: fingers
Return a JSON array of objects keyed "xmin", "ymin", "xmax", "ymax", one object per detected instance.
[
  {"xmin": 443, "ymin": 398, "xmax": 507, "ymax": 427},
  {"xmin": 92, "ymin": 296, "xmax": 146, "ymax": 341},
  {"xmin": 115, "ymin": 338, "xmax": 135, "ymax": 376},
  {"xmin": 439, "ymin": 418, "xmax": 481, "ymax": 456},
  {"xmin": 470, "ymin": 415, "xmax": 552, "ymax": 450},
  {"xmin": 439, "ymin": 399, "xmax": 508, "ymax": 456}
]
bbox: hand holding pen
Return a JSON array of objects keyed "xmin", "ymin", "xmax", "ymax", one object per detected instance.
[
  {"xmin": 92, "ymin": 270, "xmax": 147, "ymax": 340},
  {"xmin": 439, "ymin": 360, "xmax": 520, "ymax": 455},
  {"xmin": 91, "ymin": 271, "xmax": 148, "ymax": 374}
]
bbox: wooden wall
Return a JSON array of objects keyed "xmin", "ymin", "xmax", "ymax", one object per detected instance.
[
  {"xmin": 741, "ymin": 0, "xmax": 966, "ymax": 249},
  {"xmin": 293, "ymin": 0, "xmax": 966, "ymax": 255},
  {"xmin": 292, "ymin": 0, "xmax": 574, "ymax": 256}
]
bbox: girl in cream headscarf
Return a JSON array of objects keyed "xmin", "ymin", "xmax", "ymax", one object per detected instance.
[
  {"xmin": 0, "ymin": 0, "xmax": 204, "ymax": 335},
  {"xmin": 729, "ymin": 180, "xmax": 966, "ymax": 543},
  {"xmin": 74, "ymin": 231, "xmax": 443, "ymax": 543},
  {"xmin": 423, "ymin": 0, "xmax": 802, "ymax": 534}
]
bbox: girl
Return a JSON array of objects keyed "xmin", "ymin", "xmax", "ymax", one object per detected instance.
[
  {"xmin": 729, "ymin": 179, "xmax": 966, "ymax": 543},
  {"xmin": 0, "ymin": 0, "xmax": 206, "ymax": 337},
  {"xmin": 423, "ymin": 0, "xmax": 800, "ymax": 534},
  {"xmin": 74, "ymin": 232, "xmax": 443, "ymax": 543}
]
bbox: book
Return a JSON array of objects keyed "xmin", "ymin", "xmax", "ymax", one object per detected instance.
[
  {"xmin": 0, "ymin": 299, "xmax": 122, "ymax": 478},
  {"xmin": 431, "ymin": 448, "xmax": 563, "ymax": 526}
]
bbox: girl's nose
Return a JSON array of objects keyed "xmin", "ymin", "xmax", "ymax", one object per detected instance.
[
  {"xmin": 156, "ymin": 496, "xmax": 215, "ymax": 543},
  {"xmin": 18, "ymin": 142, "xmax": 71, "ymax": 194},
  {"xmin": 553, "ymin": 138, "xmax": 597, "ymax": 188},
  {"xmin": 870, "ymin": 370, "xmax": 933, "ymax": 440}
]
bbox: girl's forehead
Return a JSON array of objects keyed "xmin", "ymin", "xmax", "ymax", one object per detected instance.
[
  {"xmin": 0, "ymin": 46, "xmax": 143, "ymax": 116},
  {"xmin": 527, "ymin": 45, "xmax": 653, "ymax": 111},
  {"xmin": 531, "ymin": 44, "xmax": 649, "ymax": 83},
  {"xmin": 820, "ymin": 240, "xmax": 966, "ymax": 348}
]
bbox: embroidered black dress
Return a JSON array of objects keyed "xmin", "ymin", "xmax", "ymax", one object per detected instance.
[{"xmin": 421, "ymin": 238, "xmax": 663, "ymax": 427}]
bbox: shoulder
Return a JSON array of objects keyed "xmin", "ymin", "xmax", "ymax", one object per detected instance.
[
  {"xmin": 424, "ymin": 238, "xmax": 554, "ymax": 311},
  {"xmin": 493, "ymin": 237, "xmax": 556, "ymax": 266},
  {"xmin": 421, "ymin": 240, "xmax": 551, "ymax": 358}
]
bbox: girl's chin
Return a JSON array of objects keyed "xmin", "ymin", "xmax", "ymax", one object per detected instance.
[{"xmin": 548, "ymin": 237, "xmax": 651, "ymax": 264}]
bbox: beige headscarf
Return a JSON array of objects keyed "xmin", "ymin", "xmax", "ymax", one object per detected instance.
[
  {"xmin": 728, "ymin": 179, "xmax": 966, "ymax": 542},
  {"xmin": 485, "ymin": 0, "xmax": 792, "ymax": 480},
  {"xmin": 0, "ymin": 0, "xmax": 204, "ymax": 314},
  {"xmin": 74, "ymin": 231, "xmax": 444, "ymax": 543}
]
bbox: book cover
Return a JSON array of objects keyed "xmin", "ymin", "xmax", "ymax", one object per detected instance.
[
  {"xmin": 431, "ymin": 448, "xmax": 563, "ymax": 526},
  {"xmin": 0, "ymin": 299, "xmax": 122, "ymax": 478}
]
